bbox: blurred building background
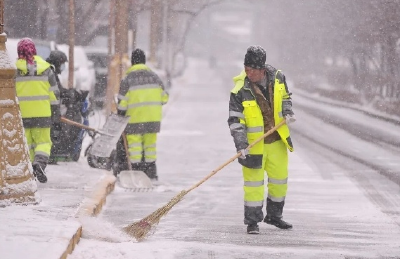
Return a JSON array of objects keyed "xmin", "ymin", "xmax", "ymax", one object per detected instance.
[{"xmin": 3, "ymin": 0, "xmax": 400, "ymax": 109}]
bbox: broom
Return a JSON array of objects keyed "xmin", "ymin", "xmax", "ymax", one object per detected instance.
[{"xmin": 123, "ymin": 119, "xmax": 287, "ymax": 241}]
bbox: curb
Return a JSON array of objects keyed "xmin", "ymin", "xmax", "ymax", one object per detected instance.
[
  {"xmin": 293, "ymin": 87, "xmax": 400, "ymax": 125},
  {"xmin": 60, "ymin": 173, "xmax": 116, "ymax": 259},
  {"xmin": 60, "ymin": 226, "xmax": 82, "ymax": 259},
  {"xmin": 76, "ymin": 174, "xmax": 116, "ymax": 217}
]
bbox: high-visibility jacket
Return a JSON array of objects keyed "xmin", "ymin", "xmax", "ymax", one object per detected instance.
[
  {"xmin": 16, "ymin": 55, "xmax": 59, "ymax": 128},
  {"xmin": 228, "ymin": 67, "xmax": 293, "ymax": 169},
  {"xmin": 117, "ymin": 64, "xmax": 169, "ymax": 134}
]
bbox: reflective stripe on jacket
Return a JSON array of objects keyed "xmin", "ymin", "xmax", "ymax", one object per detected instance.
[
  {"xmin": 228, "ymin": 67, "xmax": 293, "ymax": 169},
  {"xmin": 117, "ymin": 64, "xmax": 169, "ymax": 134},
  {"xmin": 16, "ymin": 55, "xmax": 58, "ymax": 128}
]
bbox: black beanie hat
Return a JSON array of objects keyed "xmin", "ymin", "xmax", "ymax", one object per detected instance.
[
  {"xmin": 244, "ymin": 45, "xmax": 266, "ymax": 69},
  {"xmin": 46, "ymin": 50, "xmax": 68, "ymax": 74},
  {"xmin": 131, "ymin": 48, "xmax": 146, "ymax": 65}
]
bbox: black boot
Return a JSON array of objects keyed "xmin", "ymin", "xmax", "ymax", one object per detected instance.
[
  {"xmin": 264, "ymin": 216, "xmax": 292, "ymax": 229},
  {"xmin": 33, "ymin": 164, "xmax": 48, "ymax": 183},
  {"xmin": 131, "ymin": 162, "xmax": 146, "ymax": 171},
  {"xmin": 247, "ymin": 224, "xmax": 260, "ymax": 234},
  {"xmin": 111, "ymin": 150, "xmax": 123, "ymax": 176},
  {"xmin": 111, "ymin": 137, "xmax": 130, "ymax": 176},
  {"xmin": 143, "ymin": 162, "xmax": 158, "ymax": 180},
  {"xmin": 264, "ymin": 198, "xmax": 292, "ymax": 229}
]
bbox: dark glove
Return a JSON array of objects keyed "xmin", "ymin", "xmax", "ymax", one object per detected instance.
[
  {"xmin": 117, "ymin": 109, "xmax": 126, "ymax": 116},
  {"xmin": 238, "ymin": 149, "xmax": 249, "ymax": 159},
  {"xmin": 88, "ymin": 130, "xmax": 96, "ymax": 138},
  {"xmin": 282, "ymin": 99, "xmax": 294, "ymax": 117},
  {"xmin": 285, "ymin": 114, "xmax": 296, "ymax": 124}
]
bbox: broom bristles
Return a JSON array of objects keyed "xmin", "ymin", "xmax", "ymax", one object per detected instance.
[
  {"xmin": 123, "ymin": 190, "xmax": 188, "ymax": 241},
  {"xmin": 123, "ymin": 121, "xmax": 287, "ymax": 242}
]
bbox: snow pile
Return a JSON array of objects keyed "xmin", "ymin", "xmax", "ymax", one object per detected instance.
[
  {"xmin": 78, "ymin": 216, "xmax": 132, "ymax": 243},
  {"xmin": 0, "ymin": 179, "xmax": 39, "ymax": 207},
  {"xmin": 0, "ymin": 109, "xmax": 38, "ymax": 206},
  {"xmin": 0, "ymin": 49, "xmax": 16, "ymax": 69},
  {"xmin": 0, "ymin": 99, "xmax": 14, "ymax": 106}
]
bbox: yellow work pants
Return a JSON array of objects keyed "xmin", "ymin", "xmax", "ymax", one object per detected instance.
[
  {"xmin": 24, "ymin": 127, "xmax": 52, "ymax": 162},
  {"xmin": 242, "ymin": 140, "xmax": 288, "ymax": 223},
  {"xmin": 126, "ymin": 133, "xmax": 157, "ymax": 164}
]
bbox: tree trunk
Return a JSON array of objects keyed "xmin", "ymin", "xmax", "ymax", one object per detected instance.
[
  {"xmin": 130, "ymin": 0, "xmax": 138, "ymax": 51},
  {"xmin": 149, "ymin": 0, "xmax": 162, "ymax": 64},
  {"xmin": 56, "ymin": 0, "xmax": 69, "ymax": 44},
  {"xmin": 39, "ymin": 0, "xmax": 49, "ymax": 39}
]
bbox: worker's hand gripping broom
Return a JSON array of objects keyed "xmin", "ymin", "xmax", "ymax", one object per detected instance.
[{"xmin": 123, "ymin": 120, "xmax": 287, "ymax": 241}]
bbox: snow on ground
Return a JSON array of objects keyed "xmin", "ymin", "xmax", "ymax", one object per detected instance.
[
  {"xmin": 2, "ymin": 57, "xmax": 400, "ymax": 259},
  {"xmin": 67, "ymin": 58, "xmax": 400, "ymax": 258}
]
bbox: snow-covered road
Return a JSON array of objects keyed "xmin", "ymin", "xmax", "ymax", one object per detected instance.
[{"xmin": 68, "ymin": 59, "xmax": 400, "ymax": 259}]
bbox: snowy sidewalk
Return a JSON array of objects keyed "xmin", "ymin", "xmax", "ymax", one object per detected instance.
[
  {"xmin": 64, "ymin": 58, "xmax": 400, "ymax": 258},
  {"xmin": 0, "ymin": 158, "xmax": 116, "ymax": 259}
]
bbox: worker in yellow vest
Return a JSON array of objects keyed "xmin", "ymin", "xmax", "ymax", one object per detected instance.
[
  {"xmin": 15, "ymin": 38, "xmax": 60, "ymax": 183},
  {"xmin": 228, "ymin": 46, "xmax": 296, "ymax": 234},
  {"xmin": 117, "ymin": 49, "xmax": 169, "ymax": 181}
]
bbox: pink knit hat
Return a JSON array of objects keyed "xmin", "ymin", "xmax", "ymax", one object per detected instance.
[{"xmin": 17, "ymin": 38, "xmax": 37, "ymax": 65}]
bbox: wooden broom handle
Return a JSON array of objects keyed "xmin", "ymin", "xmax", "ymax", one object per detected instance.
[
  {"xmin": 60, "ymin": 116, "xmax": 115, "ymax": 137},
  {"xmin": 121, "ymin": 133, "xmax": 133, "ymax": 171},
  {"xmin": 186, "ymin": 119, "xmax": 287, "ymax": 193},
  {"xmin": 60, "ymin": 117, "xmax": 98, "ymax": 132}
]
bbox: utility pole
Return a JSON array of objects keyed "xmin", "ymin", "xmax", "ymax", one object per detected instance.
[
  {"xmin": 0, "ymin": 0, "xmax": 3, "ymax": 35},
  {"xmin": 129, "ymin": 0, "xmax": 138, "ymax": 51},
  {"xmin": 105, "ymin": 0, "xmax": 130, "ymax": 114},
  {"xmin": 114, "ymin": 0, "xmax": 129, "ymax": 78},
  {"xmin": 0, "ymin": 0, "xmax": 38, "ymax": 205},
  {"xmin": 68, "ymin": 0, "xmax": 75, "ymax": 89},
  {"xmin": 149, "ymin": 0, "xmax": 162, "ymax": 65},
  {"xmin": 105, "ymin": 0, "xmax": 115, "ymax": 115},
  {"xmin": 162, "ymin": 0, "xmax": 169, "ymax": 71}
]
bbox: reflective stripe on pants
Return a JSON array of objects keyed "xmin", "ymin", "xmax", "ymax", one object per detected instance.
[
  {"xmin": 243, "ymin": 140, "xmax": 288, "ymax": 224},
  {"xmin": 24, "ymin": 127, "xmax": 52, "ymax": 163},
  {"xmin": 126, "ymin": 133, "xmax": 157, "ymax": 164},
  {"xmin": 264, "ymin": 140, "xmax": 288, "ymax": 201}
]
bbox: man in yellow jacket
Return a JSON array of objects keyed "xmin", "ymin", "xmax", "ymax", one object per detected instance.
[
  {"xmin": 117, "ymin": 49, "xmax": 169, "ymax": 181},
  {"xmin": 15, "ymin": 38, "xmax": 60, "ymax": 183},
  {"xmin": 228, "ymin": 46, "xmax": 296, "ymax": 234}
]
